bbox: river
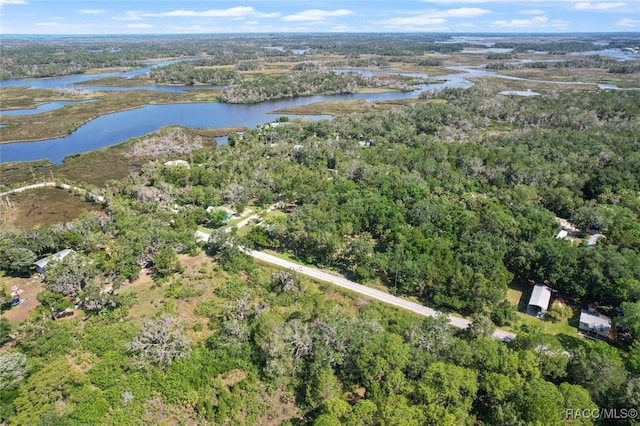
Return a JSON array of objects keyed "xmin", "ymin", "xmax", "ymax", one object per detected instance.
[
  {"xmin": 0, "ymin": 59, "xmax": 634, "ymax": 164},
  {"xmin": 0, "ymin": 63, "xmax": 482, "ymax": 164}
]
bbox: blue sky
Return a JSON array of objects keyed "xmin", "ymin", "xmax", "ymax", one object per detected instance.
[{"xmin": 0, "ymin": 0, "xmax": 638, "ymax": 34}]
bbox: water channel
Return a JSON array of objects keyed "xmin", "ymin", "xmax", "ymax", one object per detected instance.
[
  {"xmin": 0, "ymin": 64, "xmax": 476, "ymax": 164},
  {"xmin": 0, "ymin": 54, "xmax": 637, "ymax": 164}
]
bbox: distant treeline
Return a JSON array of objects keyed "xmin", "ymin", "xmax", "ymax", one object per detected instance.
[{"xmin": 487, "ymin": 56, "xmax": 640, "ymax": 74}]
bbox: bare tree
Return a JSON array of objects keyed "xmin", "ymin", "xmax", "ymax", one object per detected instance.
[
  {"xmin": 0, "ymin": 351, "xmax": 27, "ymax": 391},
  {"xmin": 274, "ymin": 270, "xmax": 296, "ymax": 292},
  {"xmin": 44, "ymin": 253, "xmax": 95, "ymax": 297},
  {"xmin": 127, "ymin": 315, "xmax": 191, "ymax": 369}
]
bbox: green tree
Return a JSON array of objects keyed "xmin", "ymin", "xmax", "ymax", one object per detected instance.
[
  {"xmin": 37, "ymin": 290, "xmax": 73, "ymax": 316},
  {"xmin": 313, "ymin": 414, "xmax": 342, "ymax": 426},
  {"xmin": 354, "ymin": 332, "xmax": 410, "ymax": 398},
  {"xmin": 0, "ymin": 318, "xmax": 11, "ymax": 346},
  {"xmin": 1, "ymin": 247, "xmax": 36, "ymax": 276},
  {"xmin": 344, "ymin": 399, "xmax": 377, "ymax": 426},
  {"xmin": 620, "ymin": 300, "xmax": 640, "ymax": 339},
  {"xmin": 152, "ymin": 245, "xmax": 182, "ymax": 280},
  {"xmin": 11, "ymin": 358, "xmax": 86, "ymax": 425},
  {"xmin": 559, "ymin": 382, "xmax": 598, "ymax": 426},
  {"xmin": 567, "ymin": 342, "xmax": 627, "ymax": 406},
  {"xmin": 416, "ymin": 362, "xmax": 478, "ymax": 425},
  {"xmin": 306, "ymin": 367, "xmax": 343, "ymax": 409},
  {"xmin": 626, "ymin": 339, "xmax": 640, "ymax": 374},
  {"xmin": 465, "ymin": 314, "xmax": 495, "ymax": 340},
  {"xmin": 517, "ymin": 379, "xmax": 565, "ymax": 425}
]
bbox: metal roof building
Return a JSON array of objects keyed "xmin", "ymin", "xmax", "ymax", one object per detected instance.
[
  {"xmin": 579, "ymin": 309, "xmax": 611, "ymax": 339},
  {"xmin": 33, "ymin": 249, "xmax": 75, "ymax": 274},
  {"xmin": 526, "ymin": 284, "xmax": 552, "ymax": 318}
]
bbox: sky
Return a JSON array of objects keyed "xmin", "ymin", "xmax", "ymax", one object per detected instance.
[{"xmin": 0, "ymin": 0, "xmax": 638, "ymax": 34}]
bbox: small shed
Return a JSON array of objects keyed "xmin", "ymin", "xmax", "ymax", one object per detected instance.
[
  {"xmin": 163, "ymin": 160, "xmax": 190, "ymax": 168},
  {"xmin": 587, "ymin": 233, "xmax": 603, "ymax": 247},
  {"xmin": 526, "ymin": 284, "xmax": 552, "ymax": 318},
  {"xmin": 579, "ymin": 309, "xmax": 611, "ymax": 339},
  {"xmin": 33, "ymin": 249, "xmax": 75, "ymax": 275}
]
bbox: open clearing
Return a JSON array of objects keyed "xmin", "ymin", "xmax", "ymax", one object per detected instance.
[{"xmin": 0, "ymin": 186, "xmax": 103, "ymax": 227}]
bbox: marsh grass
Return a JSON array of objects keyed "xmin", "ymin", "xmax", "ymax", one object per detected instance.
[
  {"xmin": 0, "ymin": 87, "xmax": 93, "ymax": 109},
  {"xmin": 467, "ymin": 77, "xmax": 599, "ymax": 93},
  {"xmin": 0, "ymin": 186, "xmax": 103, "ymax": 228},
  {"xmin": 272, "ymin": 98, "xmax": 444, "ymax": 116},
  {"xmin": 493, "ymin": 66, "xmax": 640, "ymax": 88}
]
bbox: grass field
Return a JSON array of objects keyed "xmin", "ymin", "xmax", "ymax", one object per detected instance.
[
  {"xmin": 494, "ymin": 66, "xmax": 640, "ymax": 89},
  {"xmin": 507, "ymin": 281, "xmax": 579, "ymax": 336},
  {"xmin": 272, "ymin": 98, "xmax": 445, "ymax": 116},
  {"xmin": 0, "ymin": 186, "xmax": 103, "ymax": 228}
]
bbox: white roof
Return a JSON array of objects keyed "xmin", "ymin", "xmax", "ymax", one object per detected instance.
[
  {"xmin": 556, "ymin": 230, "xmax": 568, "ymax": 239},
  {"xmin": 528, "ymin": 284, "xmax": 552, "ymax": 310},
  {"xmin": 164, "ymin": 160, "xmax": 190, "ymax": 168},
  {"xmin": 579, "ymin": 310, "xmax": 611, "ymax": 330},
  {"xmin": 34, "ymin": 249, "xmax": 75, "ymax": 269},
  {"xmin": 587, "ymin": 234, "xmax": 603, "ymax": 247}
]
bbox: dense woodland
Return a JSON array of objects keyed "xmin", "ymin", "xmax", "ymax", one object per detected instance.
[
  {"xmin": 1, "ymin": 79, "xmax": 640, "ymax": 424},
  {"xmin": 6, "ymin": 33, "xmax": 635, "ymax": 79},
  {"xmin": 0, "ymin": 34, "xmax": 446, "ymax": 79},
  {"xmin": 486, "ymin": 56, "xmax": 640, "ymax": 74}
]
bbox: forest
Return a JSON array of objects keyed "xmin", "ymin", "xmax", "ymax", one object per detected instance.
[{"xmin": 1, "ymin": 34, "xmax": 640, "ymax": 425}]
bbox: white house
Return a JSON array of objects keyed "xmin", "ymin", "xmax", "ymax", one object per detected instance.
[{"xmin": 579, "ymin": 309, "xmax": 611, "ymax": 340}]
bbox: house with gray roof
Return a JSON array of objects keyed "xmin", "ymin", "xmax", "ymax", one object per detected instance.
[
  {"xmin": 33, "ymin": 249, "xmax": 75, "ymax": 275},
  {"xmin": 579, "ymin": 309, "xmax": 612, "ymax": 340},
  {"xmin": 526, "ymin": 284, "xmax": 552, "ymax": 318}
]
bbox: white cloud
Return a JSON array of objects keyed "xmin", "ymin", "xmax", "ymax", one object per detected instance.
[
  {"xmin": 551, "ymin": 19, "xmax": 569, "ymax": 30},
  {"xmin": 421, "ymin": 0, "xmax": 575, "ymax": 2},
  {"xmin": 616, "ymin": 18, "xmax": 640, "ymax": 27},
  {"xmin": 491, "ymin": 16, "xmax": 550, "ymax": 28},
  {"xmin": 380, "ymin": 16, "xmax": 448, "ymax": 26},
  {"xmin": 113, "ymin": 11, "xmax": 144, "ymax": 21},
  {"xmin": 421, "ymin": 0, "xmax": 497, "ymax": 3},
  {"xmin": 35, "ymin": 22, "xmax": 57, "ymax": 26},
  {"xmin": 0, "ymin": 0, "xmax": 28, "ymax": 5},
  {"xmin": 78, "ymin": 9, "xmax": 106, "ymax": 15},
  {"xmin": 151, "ymin": 7, "xmax": 279, "ymax": 19},
  {"xmin": 126, "ymin": 23, "xmax": 152, "ymax": 29},
  {"xmin": 282, "ymin": 9, "xmax": 354, "ymax": 22},
  {"xmin": 377, "ymin": 7, "xmax": 489, "ymax": 29},
  {"xmin": 166, "ymin": 25, "xmax": 205, "ymax": 32},
  {"xmin": 436, "ymin": 7, "xmax": 491, "ymax": 17},
  {"xmin": 520, "ymin": 9, "xmax": 545, "ymax": 15},
  {"xmin": 573, "ymin": 2, "xmax": 626, "ymax": 10}
]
